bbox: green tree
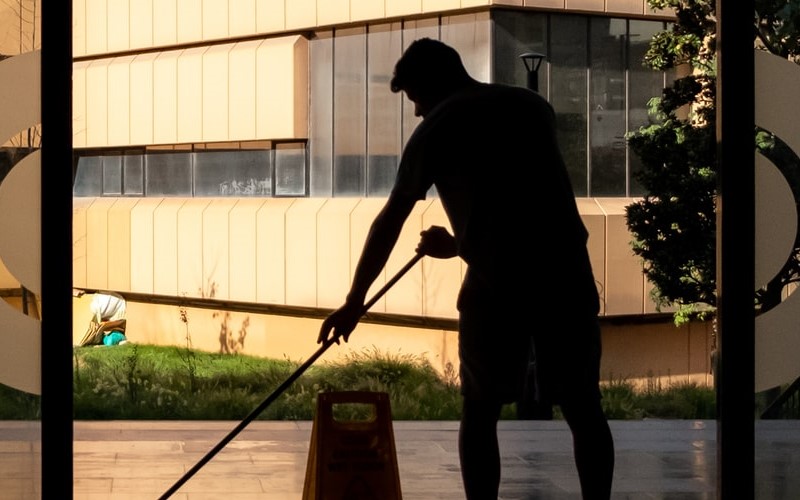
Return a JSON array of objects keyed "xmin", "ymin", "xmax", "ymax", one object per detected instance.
[{"xmin": 625, "ymin": 0, "xmax": 800, "ymax": 326}]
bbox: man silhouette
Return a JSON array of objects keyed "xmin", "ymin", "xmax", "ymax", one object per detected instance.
[{"xmin": 318, "ymin": 38, "xmax": 614, "ymax": 500}]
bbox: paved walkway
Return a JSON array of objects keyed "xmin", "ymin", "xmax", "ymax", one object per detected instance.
[
  {"xmin": 3, "ymin": 419, "xmax": 800, "ymax": 499},
  {"xmin": 70, "ymin": 419, "xmax": 799, "ymax": 499}
]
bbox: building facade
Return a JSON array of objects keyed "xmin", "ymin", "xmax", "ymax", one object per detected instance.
[{"xmin": 70, "ymin": 0, "xmax": 713, "ymax": 388}]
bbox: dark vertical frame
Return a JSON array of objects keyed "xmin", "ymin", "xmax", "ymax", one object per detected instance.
[
  {"xmin": 41, "ymin": 2, "xmax": 73, "ymax": 499},
  {"xmin": 715, "ymin": 1, "xmax": 755, "ymax": 498}
]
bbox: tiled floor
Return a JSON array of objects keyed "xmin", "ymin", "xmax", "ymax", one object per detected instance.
[{"xmin": 2, "ymin": 419, "xmax": 800, "ymax": 499}]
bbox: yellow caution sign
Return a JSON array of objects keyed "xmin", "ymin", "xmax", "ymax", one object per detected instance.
[{"xmin": 303, "ymin": 391, "xmax": 402, "ymax": 500}]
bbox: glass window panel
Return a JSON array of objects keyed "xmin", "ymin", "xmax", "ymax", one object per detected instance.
[
  {"xmin": 400, "ymin": 19, "xmax": 439, "ymax": 147},
  {"xmin": 309, "ymin": 31, "xmax": 334, "ymax": 197},
  {"xmin": 441, "ymin": 12, "xmax": 491, "ymax": 83},
  {"xmin": 492, "ymin": 10, "xmax": 547, "ymax": 91},
  {"xmin": 73, "ymin": 156, "xmax": 103, "ymax": 196},
  {"xmin": 366, "ymin": 156, "xmax": 398, "ymax": 196},
  {"xmin": 194, "ymin": 150, "xmax": 271, "ymax": 196},
  {"xmin": 145, "ymin": 152, "xmax": 192, "ymax": 196},
  {"xmin": 367, "ymin": 23, "xmax": 402, "ymax": 197},
  {"xmin": 628, "ymin": 20, "xmax": 667, "ymax": 197},
  {"xmin": 589, "ymin": 17, "xmax": 627, "ymax": 196},
  {"xmin": 275, "ymin": 143, "xmax": 307, "ymax": 196},
  {"xmin": 123, "ymin": 154, "xmax": 144, "ymax": 195},
  {"xmin": 550, "ymin": 15, "xmax": 588, "ymax": 196},
  {"xmin": 102, "ymin": 155, "xmax": 122, "ymax": 195},
  {"xmin": 333, "ymin": 27, "xmax": 367, "ymax": 197}
]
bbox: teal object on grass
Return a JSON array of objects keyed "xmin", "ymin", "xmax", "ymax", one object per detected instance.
[{"xmin": 103, "ymin": 331, "xmax": 127, "ymax": 346}]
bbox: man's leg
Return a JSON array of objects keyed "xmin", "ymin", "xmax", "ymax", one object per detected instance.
[
  {"xmin": 560, "ymin": 398, "xmax": 614, "ymax": 500},
  {"xmin": 459, "ymin": 396, "xmax": 503, "ymax": 500}
]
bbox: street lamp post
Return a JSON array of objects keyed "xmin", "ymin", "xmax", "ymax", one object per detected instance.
[
  {"xmin": 519, "ymin": 51, "xmax": 546, "ymax": 92},
  {"xmin": 516, "ymin": 50, "xmax": 552, "ymax": 421}
]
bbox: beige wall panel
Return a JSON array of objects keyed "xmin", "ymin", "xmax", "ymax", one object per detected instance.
[
  {"xmin": 72, "ymin": 61, "xmax": 88, "ymax": 148},
  {"xmin": 577, "ymin": 198, "xmax": 607, "ymax": 315},
  {"xmin": 648, "ymin": 4, "xmax": 675, "ymax": 17},
  {"xmin": 597, "ymin": 198, "xmax": 645, "ymax": 316},
  {"xmin": 293, "ymin": 38, "xmax": 309, "ymax": 138},
  {"xmin": 523, "ymin": 0, "xmax": 562, "ymax": 8},
  {"xmin": 153, "ymin": 52, "xmax": 179, "ymax": 144},
  {"xmin": 203, "ymin": 0, "xmax": 229, "ymax": 41},
  {"xmin": 130, "ymin": 53, "xmax": 157, "ymax": 146},
  {"xmin": 285, "ymin": 198, "xmax": 326, "ymax": 307},
  {"xmin": 72, "ymin": 198, "xmax": 93, "ymax": 289},
  {"xmin": 153, "ymin": 0, "xmax": 178, "ymax": 47},
  {"xmin": 350, "ymin": 0, "xmax": 385, "ymax": 22},
  {"xmin": 442, "ymin": 13, "xmax": 490, "ymax": 82},
  {"xmin": 688, "ymin": 320, "xmax": 713, "ymax": 386},
  {"xmin": 177, "ymin": 0, "xmax": 203, "ymax": 43},
  {"xmin": 229, "ymin": 199, "xmax": 265, "ymax": 302},
  {"xmin": 85, "ymin": 61, "xmax": 108, "ymax": 147},
  {"xmin": 85, "ymin": 198, "xmax": 116, "ymax": 290},
  {"xmin": 316, "ymin": 199, "xmax": 361, "ymax": 309},
  {"xmin": 420, "ymin": 201, "xmax": 460, "ymax": 319},
  {"xmin": 202, "ymin": 199, "xmax": 238, "ymax": 300},
  {"xmin": 461, "ymin": 0, "xmax": 492, "ymax": 6},
  {"xmin": 177, "ymin": 47, "xmax": 206, "ymax": 144},
  {"xmin": 73, "ymin": 0, "xmax": 87, "ymax": 57},
  {"xmin": 285, "ymin": 0, "xmax": 316, "ymax": 30},
  {"xmin": 606, "ymin": 0, "xmax": 644, "ymax": 14},
  {"xmin": 202, "ymin": 45, "xmax": 231, "ymax": 142},
  {"xmin": 256, "ymin": 37, "xmax": 305, "ymax": 139},
  {"xmin": 0, "ymin": 259, "xmax": 18, "ymax": 289},
  {"xmin": 565, "ymin": 0, "xmax": 604, "ymax": 11},
  {"xmin": 107, "ymin": 198, "xmax": 137, "ymax": 291},
  {"xmin": 177, "ymin": 199, "xmax": 211, "ymax": 298},
  {"xmin": 107, "ymin": 0, "xmax": 130, "ymax": 53},
  {"xmin": 423, "ymin": 0, "xmax": 460, "ymax": 13},
  {"xmin": 229, "ymin": 41, "xmax": 259, "ymax": 141},
  {"xmin": 255, "ymin": 198, "xmax": 295, "ymax": 304},
  {"xmin": 73, "ymin": 295, "xmax": 96, "ymax": 345},
  {"xmin": 349, "ymin": 199, "xmax": 389, "ymax": 311},
  {"xmin": 316, "ymin": 0, "xmax": 349, "ymax": 26},
  {"xmin": 229, "ymin": 0, "xmax": 256, "ymax": 36},
  {"xmin": 107, "ymin": 56, "xmax": 133, "ymax": 147},
  {"xmin": 386, "ymin": 0, "xmax": 423, "ymax": 17},
  {"xmin": 600, "ymin": 321, "xmax": 703, "ymax": 387},
  {"xmin": 130, "ymin": 0, "xmax": 154, "ymax": 49},
  {"xmin": 153, "ymin": 199, "xmax": 185, "ymax": 296},
  {"xmin": 85, "ymin": 0, "xmax": 107, "ymax": 55},
  {"xmin": 130, "ymin": 198, "xmax": 161, "ymax": 294},
  {"xmin": 256, "ymin": 0, "xmax": 285, "ymax": 33},
  {"xmin": 385, "ymin": 200, "xmax": 431, "ymax": 316}
]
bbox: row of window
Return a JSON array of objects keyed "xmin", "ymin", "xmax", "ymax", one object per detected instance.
[
  {"xmin": 74, "ymin": 10, "xmax": 670, "ymax": 199},
  {"xmin": 73, "ymin": 143, "xmax": 307, "ymax": 197}
]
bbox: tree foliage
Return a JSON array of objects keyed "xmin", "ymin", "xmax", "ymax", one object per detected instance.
[{"xmin": 625, "ymin": 0, "xmax": 800, "ymax": 325}]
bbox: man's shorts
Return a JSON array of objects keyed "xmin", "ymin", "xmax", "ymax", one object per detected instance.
[{"xmin": 457, "ymin": 270, "xmax": 602, "ymax": 406}]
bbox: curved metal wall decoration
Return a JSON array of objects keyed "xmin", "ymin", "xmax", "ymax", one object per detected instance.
[
  {"xmin": 754, "ymin": 49, "xmax": 800, "ymax": 392},
  {"xmin": 0, "ymin": 50, "xmax": 41, "ymax": 395}
]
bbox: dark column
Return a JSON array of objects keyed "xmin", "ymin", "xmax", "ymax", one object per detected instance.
[
  {"xmin": 715, "ymin": 1, "xmax": 755, "ymax": 499},
  {"xmin": 41, "ymin": 2, "xmax": 74, "ymax": 499}
]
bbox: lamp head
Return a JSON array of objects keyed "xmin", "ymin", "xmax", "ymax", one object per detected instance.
[{"xmin": 519, "ymin": 52, "xmax": 546, "ymax": 73}]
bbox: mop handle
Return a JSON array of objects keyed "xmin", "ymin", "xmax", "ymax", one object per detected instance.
[{"xmin": 158, "ymin": 252, "xmax": 424, "ymax": 499}]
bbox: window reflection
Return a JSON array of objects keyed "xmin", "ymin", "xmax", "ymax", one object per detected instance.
[
  {"xmin": 333, "ymin": 27, "xmax": 367, "ymax": 197},
  {"xmin": 589, "ymin": 17, "xmax": 627, "ymax": 196}
]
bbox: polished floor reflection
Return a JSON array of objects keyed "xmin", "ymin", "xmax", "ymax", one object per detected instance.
[{"xmin": 4, "ymin": 419, "xmax": 799, "ymax": 499}]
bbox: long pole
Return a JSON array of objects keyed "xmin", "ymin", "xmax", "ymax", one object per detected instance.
[{"xmin": 158, "ymin": 252, "xmax": 424, "ymax": 499}]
